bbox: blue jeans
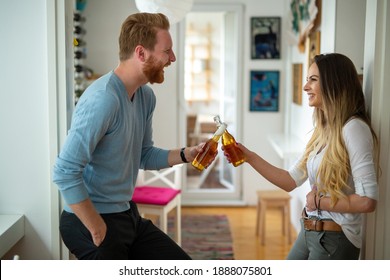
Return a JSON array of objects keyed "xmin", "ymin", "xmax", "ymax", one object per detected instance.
[
  {"xmin": 59, "ymin": 201, "xmax": 191, "ymax": 260},
  {"xmin": 287, "ymin": 219, "xmax": 360, "ymax": 260}
]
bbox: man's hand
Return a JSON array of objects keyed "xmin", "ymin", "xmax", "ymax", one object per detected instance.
[{"xmin": 70, "ymin": 199, "xmax": 107, "ymax": 247}]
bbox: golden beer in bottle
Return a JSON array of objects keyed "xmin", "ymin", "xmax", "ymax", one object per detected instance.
[
  {"xmin": 191, "ymin": 123, "xmax": 226, "ymax": 171},
  {"xmin": 221, "ymin": 129, "xmax": 246, "ymax": 167},
  {"xmin": 214, "ymin": 116, "xmax": 246, "ymax": 167}
]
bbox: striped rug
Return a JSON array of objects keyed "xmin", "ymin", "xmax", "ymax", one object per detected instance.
[{"xmin": 169, "ymin": 214, "xmax": 234, "ymax": 260}]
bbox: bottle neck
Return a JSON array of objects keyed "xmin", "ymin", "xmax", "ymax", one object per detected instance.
[
  {"xmin": 211, "ymin": 134, "xmax": 222, "ymax": 142},
  {"xmin": 222, "ymin": 129, "xmax": 236, "ymax": 145}
]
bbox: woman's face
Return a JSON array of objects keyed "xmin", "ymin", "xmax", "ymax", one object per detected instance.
[{"xmin": 303, "ymin": 63, "xmax": 323, "ymax": 108}]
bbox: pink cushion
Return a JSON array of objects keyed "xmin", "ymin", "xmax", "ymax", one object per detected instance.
[{"xmin": 132, "ymin": 186, "xmax": 181, "ymax": 205}]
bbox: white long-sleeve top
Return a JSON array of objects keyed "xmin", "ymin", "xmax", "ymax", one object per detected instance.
[{"xmin": 288, "ymin": 118, "xmax": 378, "ymax": 248}]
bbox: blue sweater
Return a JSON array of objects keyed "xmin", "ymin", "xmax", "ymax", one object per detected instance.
[{"xmin": 53, "ymin": 71, "xmax": 169, "ymax": 213}]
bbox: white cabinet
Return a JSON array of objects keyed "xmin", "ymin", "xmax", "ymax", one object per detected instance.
[{"xmin": 0, "ymin": 214, "xmax": 24, "ymax": 258}]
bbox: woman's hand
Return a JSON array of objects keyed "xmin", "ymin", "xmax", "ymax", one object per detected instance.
[
  {"xmin": 222, "ymin": 142, "xmax": 250, "ymax": 164},
  {"xmin": 305, "ymin": 188, "xmax": 318, "ymax": 212}
]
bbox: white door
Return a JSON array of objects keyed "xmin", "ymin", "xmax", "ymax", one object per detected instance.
[{"xmin": 179, "ymin": 4, "xmax": 244, "ymax": 205}]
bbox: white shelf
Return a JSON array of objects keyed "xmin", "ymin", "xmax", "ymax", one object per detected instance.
[
  {"xmin": 267, "ymin": 133, "xmax": 305, "ymax": 159},
  {"xmin": 0, "ymin": 214, "xmax": 25, "ymax": 258}
]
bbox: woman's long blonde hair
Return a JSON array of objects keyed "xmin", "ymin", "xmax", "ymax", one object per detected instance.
[{"xmin": 298, "ymin": 53, "xmax": 380, "ymax": 207}]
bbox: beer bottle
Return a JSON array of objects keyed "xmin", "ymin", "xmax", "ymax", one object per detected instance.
[
  {"xmin": 214, "ymin": 116, "xmax": 246, "ymax": 167},
  {"xmin": 191, "ymin": 122, "xmax": 226, "ymax": 171}
]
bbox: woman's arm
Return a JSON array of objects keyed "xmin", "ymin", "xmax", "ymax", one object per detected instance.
[
  {"xmin": 306, "ymin": 189, "xmax": 376, "ymax": 213},
  {"xmin": 228, "ymin": 143, "xmax": 297, "ymax": 192}
]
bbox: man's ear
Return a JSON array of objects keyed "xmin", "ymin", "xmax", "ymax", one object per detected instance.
[{"xmin": 135, "ymin": 45, "xmax": 146, "ymax": 62}]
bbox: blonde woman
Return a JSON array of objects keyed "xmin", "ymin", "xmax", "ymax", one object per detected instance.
[{"xmin": 226, "ymin": 53, "xmax": 380, "ymax": 259}]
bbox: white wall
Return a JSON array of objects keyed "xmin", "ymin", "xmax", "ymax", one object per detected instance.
[
  {"xmin": 335, "ymin": 0, "xmax": 366, "ymax": 74},
  {"xmin": 236, "ymin": 0, "xmax": 286, "ymax": 205},
  {"xmin": 362, "ymin": 0, "xmax": 390, "ymax": 260},
  {"xmin": 83, "ymin": 0, "xmax": 132, "ymax": 74},
  {"xmin": 0, "ymin": 0, "xmax": 55, "ymax": 259}
]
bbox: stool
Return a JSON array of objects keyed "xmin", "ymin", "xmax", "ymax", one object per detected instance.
[{"xmin": 255, "ymin": 190, "xmax": 292, "ymax": 245}]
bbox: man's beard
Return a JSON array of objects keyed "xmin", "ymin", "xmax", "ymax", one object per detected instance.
[{"xmin": 143, "ymin": 55, "xmax": 169, "ymax": 84}]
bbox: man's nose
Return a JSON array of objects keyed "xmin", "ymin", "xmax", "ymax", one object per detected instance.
[{"xmin": 170, "ymin": 51, "xmax": 176, "ymax": 62}]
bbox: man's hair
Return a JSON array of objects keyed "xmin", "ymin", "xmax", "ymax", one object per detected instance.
[{"xmin": 118, "ymin": 13, "xmax": 170, "ymax": 61}]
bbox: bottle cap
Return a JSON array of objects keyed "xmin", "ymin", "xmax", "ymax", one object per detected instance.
[{"xmin": 213, "ymin": 115, "xmax": 227, "ymax": 133}]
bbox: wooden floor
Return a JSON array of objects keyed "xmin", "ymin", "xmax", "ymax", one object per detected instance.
[{"xmin": 181, "ymin": 206, "xmax": 297, "ymax": 260}]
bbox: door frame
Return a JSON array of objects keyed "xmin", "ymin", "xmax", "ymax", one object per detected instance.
[
  {"xmin": 47, "ymin": 0, "xmax": 75, "ymax": 259},
  {"xmin": 177, "ymin": 3, "xmax": 245, "ymax": 206}
]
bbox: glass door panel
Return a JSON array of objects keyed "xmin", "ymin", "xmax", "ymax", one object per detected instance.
[{"xmin": 180, "ymin": 3, "xmax": 244, "ymax": 205}]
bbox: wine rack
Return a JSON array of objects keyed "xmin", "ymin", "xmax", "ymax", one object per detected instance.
[{"xmin": 73, "ymin": 8, "xmax": 87, "ymax": 103}]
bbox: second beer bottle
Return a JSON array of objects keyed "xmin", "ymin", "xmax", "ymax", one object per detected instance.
[
  {"xmin": 191, "ymin": 122, "xmax": 227, "ymax": 171},
  {"xmin": 214, "ymin": 116, "xmax": 246, "ymax": 167}
]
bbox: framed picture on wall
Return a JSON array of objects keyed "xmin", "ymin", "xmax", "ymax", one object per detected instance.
[
  {"xmin": 289, "ymin": 0, "xmax": 321, "ymax": 52},
  {"xmin": 307, "ymin": 31, "xmax": 321, "ymax": 65},
  {"xmin": 250, "ymin": 70, "xmax": 280, "ymax": 112},
  {"xmin": 251, "ymin": 17, "xmax": 281, "ymax": 59},
  {"xmin": 292, "ymin": 63, "xmax": 303, "ymax": 105}
]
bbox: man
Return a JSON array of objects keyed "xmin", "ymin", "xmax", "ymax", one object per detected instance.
[{"xmin": 53, "ymin": 13, "xmax": 208, "ymax": 260}]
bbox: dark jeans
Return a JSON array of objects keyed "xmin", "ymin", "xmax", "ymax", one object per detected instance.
[{"xmin": 59, "ymin": 201, "xmax": 191, "ymax": 260}]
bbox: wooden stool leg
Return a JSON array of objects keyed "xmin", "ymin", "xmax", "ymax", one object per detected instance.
[
  {"xmin": 286, "ymin": 201, "xmax": 292, "ymax": 244},
  {"xmin": 256, "ymin": 198, "xmax": 261, "ymax": 236},
  {"xmin": 176, "ymin": 205, "xmax": 181, "ymax": 246},
  {"xmin": 161, "ymin": 213, "xmax": 168, "ymax": 234},
  {"xmin": 260, "ymin": 201, "xmax": 266, "ymax": 245},
  {"xmin": 282, "ymin": 204, "xmax": 287, "ymax": 236}
]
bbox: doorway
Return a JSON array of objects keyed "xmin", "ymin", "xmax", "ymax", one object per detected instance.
[{"xmin": 178, "ymin": 4, "xmax": 244, "ymax": 205}]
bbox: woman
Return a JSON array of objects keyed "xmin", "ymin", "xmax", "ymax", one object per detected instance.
[{"xmin": 226, "ymin": 53, "xmax": 380, "ymax": 259}]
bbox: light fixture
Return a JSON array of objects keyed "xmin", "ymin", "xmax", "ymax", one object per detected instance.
[{"xmin": 135, "ymin": 0, "xmax": 194, "ymax": 25}]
